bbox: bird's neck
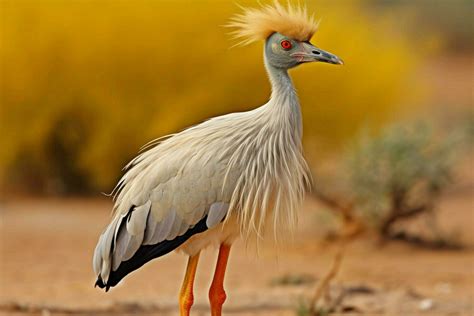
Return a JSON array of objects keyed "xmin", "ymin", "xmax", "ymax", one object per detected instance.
[
  {"xmin": 264, "ymin": 57, "xmax": 302, "ymax": 139},
  {"xmin": 266, "ymin": 64, "xmax": 293, "ymax": 99}
]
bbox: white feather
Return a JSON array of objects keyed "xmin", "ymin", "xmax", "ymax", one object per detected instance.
[
  {"xmin": 126, "ymin": 201, "xmax": 150, "ymax": 236},
  {"xmin": 206, "ymin": 202, "xmax": 229, "ymax": 228}
]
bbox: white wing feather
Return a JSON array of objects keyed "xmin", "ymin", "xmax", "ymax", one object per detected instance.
[{"xmin": 93, "ymin": 127, "xmax": 239, "ymax": 280}]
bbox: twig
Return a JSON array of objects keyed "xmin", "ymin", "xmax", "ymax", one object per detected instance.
[
  {"xmin": 380, "ymin": 203, "xmax": 431, "ymax": 237},
  {"xmin": 308, "ymin": 238, "xmax": 347, "ymax": 315},
  {"xmin": 311, "ymin": 189, "xmax": 365, "ymax": 240},
  {"xmin": 312, "ymin": 188, "xmax": 354, "ymax": 223}
]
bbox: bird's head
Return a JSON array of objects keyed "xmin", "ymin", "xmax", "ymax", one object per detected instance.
[
  {"xmin": 264, "ymin": 32, "xmax": 343, "ymax": 69},
  {"xmin": 228, "ymin": 1, "xmax": 343, "ymax": 70}
]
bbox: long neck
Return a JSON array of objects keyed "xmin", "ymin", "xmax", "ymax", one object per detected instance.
[
  {"xmin": 264, "ymin": 56, "xmax": 295, "ymax": 99},
  {"xmin": 263, "ymin": 56, "xmax": 303, "ymax": 139}
]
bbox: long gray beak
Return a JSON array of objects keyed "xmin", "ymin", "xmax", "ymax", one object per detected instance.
[{"xmin": 292, "ymin": 42, "xmax": 344, "ymax": 65}]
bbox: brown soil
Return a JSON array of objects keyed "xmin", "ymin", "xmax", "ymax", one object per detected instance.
[{"xmin": 1, "ymin": 185, "xmax": 473, "ymax": 316}]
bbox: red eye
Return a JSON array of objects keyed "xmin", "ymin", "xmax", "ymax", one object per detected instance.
[{"xmin": 280, "ymin": 40, "xmax": 292, "ymax": 50}]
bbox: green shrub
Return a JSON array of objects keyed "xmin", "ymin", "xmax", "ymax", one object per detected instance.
[{"xmin": 345, "ymin": 122, "xmax": 466, "ymax": 234}]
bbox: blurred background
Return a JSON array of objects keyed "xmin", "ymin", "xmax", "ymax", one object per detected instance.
[{"xmin": 1, "ymin": 0, "xmax": 472, "ymax": 315}]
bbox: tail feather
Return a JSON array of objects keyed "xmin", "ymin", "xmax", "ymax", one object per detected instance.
[{"xmin": 93, "ymin": 215, "xmax": 209, "ymax": 290}]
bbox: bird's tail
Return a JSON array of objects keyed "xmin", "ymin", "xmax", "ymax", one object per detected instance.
[{"xmin": 92, "ymin": 208, "xmax": 210, "ymax": 291}]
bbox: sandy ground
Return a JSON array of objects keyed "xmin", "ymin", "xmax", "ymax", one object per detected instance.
[{"xmin": 0, "ymin": 185, "xmax": 473, "ymax": 316}]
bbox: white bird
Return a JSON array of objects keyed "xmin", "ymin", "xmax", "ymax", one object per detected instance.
[{"xmin": 93, "ymin": 2, "xmax": 343, "ymax": 315}]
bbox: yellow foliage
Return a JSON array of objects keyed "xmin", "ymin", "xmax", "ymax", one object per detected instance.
[{"xmin": 0, "ymin": 0, "xmax": 427, "ymax": 193}]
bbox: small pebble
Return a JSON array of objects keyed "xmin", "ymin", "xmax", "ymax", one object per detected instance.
[{"xmin": 419, "ymin": 298, "xmax": 434, "ymax": 311}]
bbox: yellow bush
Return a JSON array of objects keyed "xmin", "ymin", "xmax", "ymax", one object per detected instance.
[{"xmin": 0, "ymin": 0, "xmax": 426, "ymax": 193}]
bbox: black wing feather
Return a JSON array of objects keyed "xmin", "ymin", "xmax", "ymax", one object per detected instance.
[{"xmin": 95, "ymin": 215, "xmax": 209, "ymax": 291}]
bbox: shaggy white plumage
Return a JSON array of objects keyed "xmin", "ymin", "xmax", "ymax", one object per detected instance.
[{"xmin": 93, "ymin": 63, "xmax": 310, "ymax": 285}]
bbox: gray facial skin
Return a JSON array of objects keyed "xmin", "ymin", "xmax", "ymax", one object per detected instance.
[{"xmin": 264, "ymin": 32, "xmax": 343, "ymax": 70}]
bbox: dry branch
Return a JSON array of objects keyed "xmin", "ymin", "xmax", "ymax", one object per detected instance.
[
  {"xmin": 312, "ymin": 188, "xmax": 365, "ymax": 239},
  {"xmin": 308, "ymin": 237, "xmax": 348, "ymax": 315}
]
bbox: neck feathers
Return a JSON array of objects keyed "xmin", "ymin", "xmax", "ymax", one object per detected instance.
[
  {"xmin": 225, "ymin": 59, "xmax": 309, "ymax": 241},
  {"xmin": 264, "ymin": 57, "xmax": 294, "ymax": 98},
  {"xmin": 264, "ymin": 57, "xmax": 302, "ymax": 139}
]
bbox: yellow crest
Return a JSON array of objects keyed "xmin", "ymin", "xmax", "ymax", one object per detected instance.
[{"xmin": 228, "ymin": 1, "xmax": 319, "ymax": 46}]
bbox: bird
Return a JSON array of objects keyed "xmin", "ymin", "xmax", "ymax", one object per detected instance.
[{"xmin": 92, "ymin": 2, "xmax": 343, "ymax": 316}]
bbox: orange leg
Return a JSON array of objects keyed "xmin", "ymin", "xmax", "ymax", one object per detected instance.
[
  {"xmin": 209, "ymin": 243, "xmax": 231, "ymax": 316},
  {"xmin": 179, "ymin": 252, "xmax": 200, "ymax": 316}
]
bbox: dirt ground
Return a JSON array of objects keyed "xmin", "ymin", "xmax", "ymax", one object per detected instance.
[{"xmin": 1, "ymin": 182, "xmax": 473, "ymax": 316}]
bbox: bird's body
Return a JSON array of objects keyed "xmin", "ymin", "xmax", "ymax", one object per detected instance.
[
  {"xmin": 93, "ymin": 2, "xmax": 342, "ymax": 315},
  {"xmin": 93, "ymin": 67, "xmax": 309, "ymax": 286}
]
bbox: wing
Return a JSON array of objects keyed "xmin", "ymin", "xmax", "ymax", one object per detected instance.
[{"xmin": 93, "ymin": 136, "xmax": 238, "ymax": 291}]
